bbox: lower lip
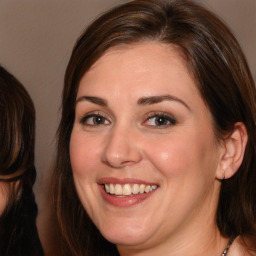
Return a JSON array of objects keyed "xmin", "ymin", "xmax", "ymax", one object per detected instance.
[{"xmin": 99, "ymin": 185, "xmax": 157, "ymax": 207}]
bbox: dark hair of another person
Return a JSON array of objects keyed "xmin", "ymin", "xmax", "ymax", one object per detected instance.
[
  {"xmin": 52, "ymin": 0, "xmax": 256, "ymax": 255},
  {"xmin": 0, "ymin": 66, "xmax": 44, "ymax": 256}
]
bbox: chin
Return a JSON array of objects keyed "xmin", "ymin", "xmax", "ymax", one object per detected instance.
[
  {"xmin": 97, "ymin": 218, "xmax": 154, "ymax": 246},
  {"xmin": 102, "ymin": 231, "xmax": 149, "ymax": 247}
]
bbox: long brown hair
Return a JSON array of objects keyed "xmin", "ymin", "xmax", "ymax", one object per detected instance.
[
  {"xmin": 0, "ymin": 65, "xmax": 44, "ymax": 255},
  {"xmin": 53, "ymin": 0, "xmax": 256, "ymax": 255}
]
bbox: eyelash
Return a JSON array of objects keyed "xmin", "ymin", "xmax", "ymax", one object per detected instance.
[
  {"xmin": 144, "ymin": 112, "xmax": 177, "ymax": 128},
  {"xmin": 79, "ymin": 111, "xmax": 177, "ymax": 128},
  {"xmin": 79, "ymin": 112, "xmax": 110, "ymax": 127}
]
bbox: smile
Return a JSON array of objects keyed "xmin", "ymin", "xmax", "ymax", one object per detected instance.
[{"xmin": 104, "ymin": 183, "xmax": 158, "ymax": 196}]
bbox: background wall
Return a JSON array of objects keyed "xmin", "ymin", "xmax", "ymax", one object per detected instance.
[{"xmin": 0, "ymin": 0, "xmax": 255, "ymax": 255}]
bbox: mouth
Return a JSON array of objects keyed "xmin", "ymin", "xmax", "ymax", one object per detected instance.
[
  {"xmin": 98, "ymin": 178, "xmax": 159, "ymax": 207},
  {"xmin": 104, "ymin": 183, "xmax": 158, "ymax": 196}
]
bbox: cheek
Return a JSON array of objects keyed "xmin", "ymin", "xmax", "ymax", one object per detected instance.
[
  {"xmin": 70, "ymin": 130, "xmax": 104, "ymax": 183},
  {"xmin": 70, "ymin": 131, "xmax": 101, "ymax": 214},
  {"xmin": 70, "ymin": 132, "xmax": 93, "ymax": 177},
  {"xmin": 145, "ymin": 129, "xmax": 218, "ymax": 179}
]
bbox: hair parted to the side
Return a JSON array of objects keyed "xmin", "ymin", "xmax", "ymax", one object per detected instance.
[
  {"xmin": 0, "ymin": 65, "xmax": 44, "ymax": 256},
  {"xmin": 53, "ymin": 0, "xmax": 256, "ymax": 255}
]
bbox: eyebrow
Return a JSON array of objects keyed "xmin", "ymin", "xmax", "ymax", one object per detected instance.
[
  {"xmin": 76, "ymin": 96, "xmax": 108, "ymax": 106},
  {"xmin": 76, "ymin": 94, "xmax": 190, "ymax": 110},
  {"xmin": 137, "ymin": 95, "xmax": 190, "ymax": 110}
]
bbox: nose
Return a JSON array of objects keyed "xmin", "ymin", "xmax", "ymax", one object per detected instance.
[{"xmin": 102, "ymin": 125, "xmax": 142, "ymax": 168}]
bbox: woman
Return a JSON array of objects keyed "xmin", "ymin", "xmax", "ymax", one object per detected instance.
[
  {"xmin": 0, "ymin": 66, "xmax": 44, "ymax": 255},
  {"xmin": 53, "ymin": 0, "xmax": 256, "ymax": 255}
]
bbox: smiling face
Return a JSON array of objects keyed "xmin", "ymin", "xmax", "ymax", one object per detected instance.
[{"xmin": 70, "ymin": 42, "xmax": 224, "ymax": 253}]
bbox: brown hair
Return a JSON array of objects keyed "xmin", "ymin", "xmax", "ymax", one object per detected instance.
[
  {"xmin": 0, "ymin": 66, "xmax": 43, "ymax": 255},
  {"xmin": 0, "ymin": 68, "xmax": 35, "ymax": 181},
  {"xmin": 53, "ymin": 0, "xmax": 256, "ymax": 255}
]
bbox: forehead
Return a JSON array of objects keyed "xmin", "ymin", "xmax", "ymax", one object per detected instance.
[
  {"xmin": 77, "ymin": 42, "xmax": 203, "ymax": 107},
  {"xmin": 90, "ymin": 41, "xmax": 187, "ymax": 70},
  {"xmin": 78, "ymin": 42, "xmax": 196, "ymax": 96}
]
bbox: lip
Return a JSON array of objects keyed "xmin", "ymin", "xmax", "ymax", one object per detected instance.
[
  {"xmin": 98, "ymin": 177, "xmax": 159, "ymax": 207},
  {"xmin": 98, "ymin": 177, "xmax": 157, "ymax": 186}
]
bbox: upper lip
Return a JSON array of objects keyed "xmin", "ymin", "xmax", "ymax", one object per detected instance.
[{"xmin": 98, "ymin": 177, "xmax": 158, "ymax": 186}]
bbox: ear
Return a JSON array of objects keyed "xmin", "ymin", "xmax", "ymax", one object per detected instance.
[{"xmin": 216, "ymin": 122, "xmax": 248, "ymax": 180}]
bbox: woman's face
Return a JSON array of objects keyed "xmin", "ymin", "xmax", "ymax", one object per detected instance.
[{"xmin": 70, "ymin": 42, "xmax": 223, "ymax": 250}]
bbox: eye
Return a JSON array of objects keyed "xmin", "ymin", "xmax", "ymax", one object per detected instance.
[
  {"xmin": 80, "ymin": 113, "xmax": 110, "ymax": 126},
  {"xmin": 144, "ymin": 112, "xmax": 176, "ymax": 128}
]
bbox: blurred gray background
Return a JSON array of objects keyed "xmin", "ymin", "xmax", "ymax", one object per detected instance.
[{"xmin": 0, "ymin": 0, "xmax": 255, "ymax": 254}]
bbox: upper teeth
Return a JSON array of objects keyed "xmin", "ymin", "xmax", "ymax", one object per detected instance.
[{"xmin": 104, "ymin": 184, "xmax": 157, "ymax": 196}]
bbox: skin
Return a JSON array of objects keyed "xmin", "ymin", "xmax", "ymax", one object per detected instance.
[
  {"xmin": 0, "ymin": 181, "xmax": 8, "ymax": 214},
  {"xmin": 70, "ymin": 42, "xmax": 241, "ymax": 255}
]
